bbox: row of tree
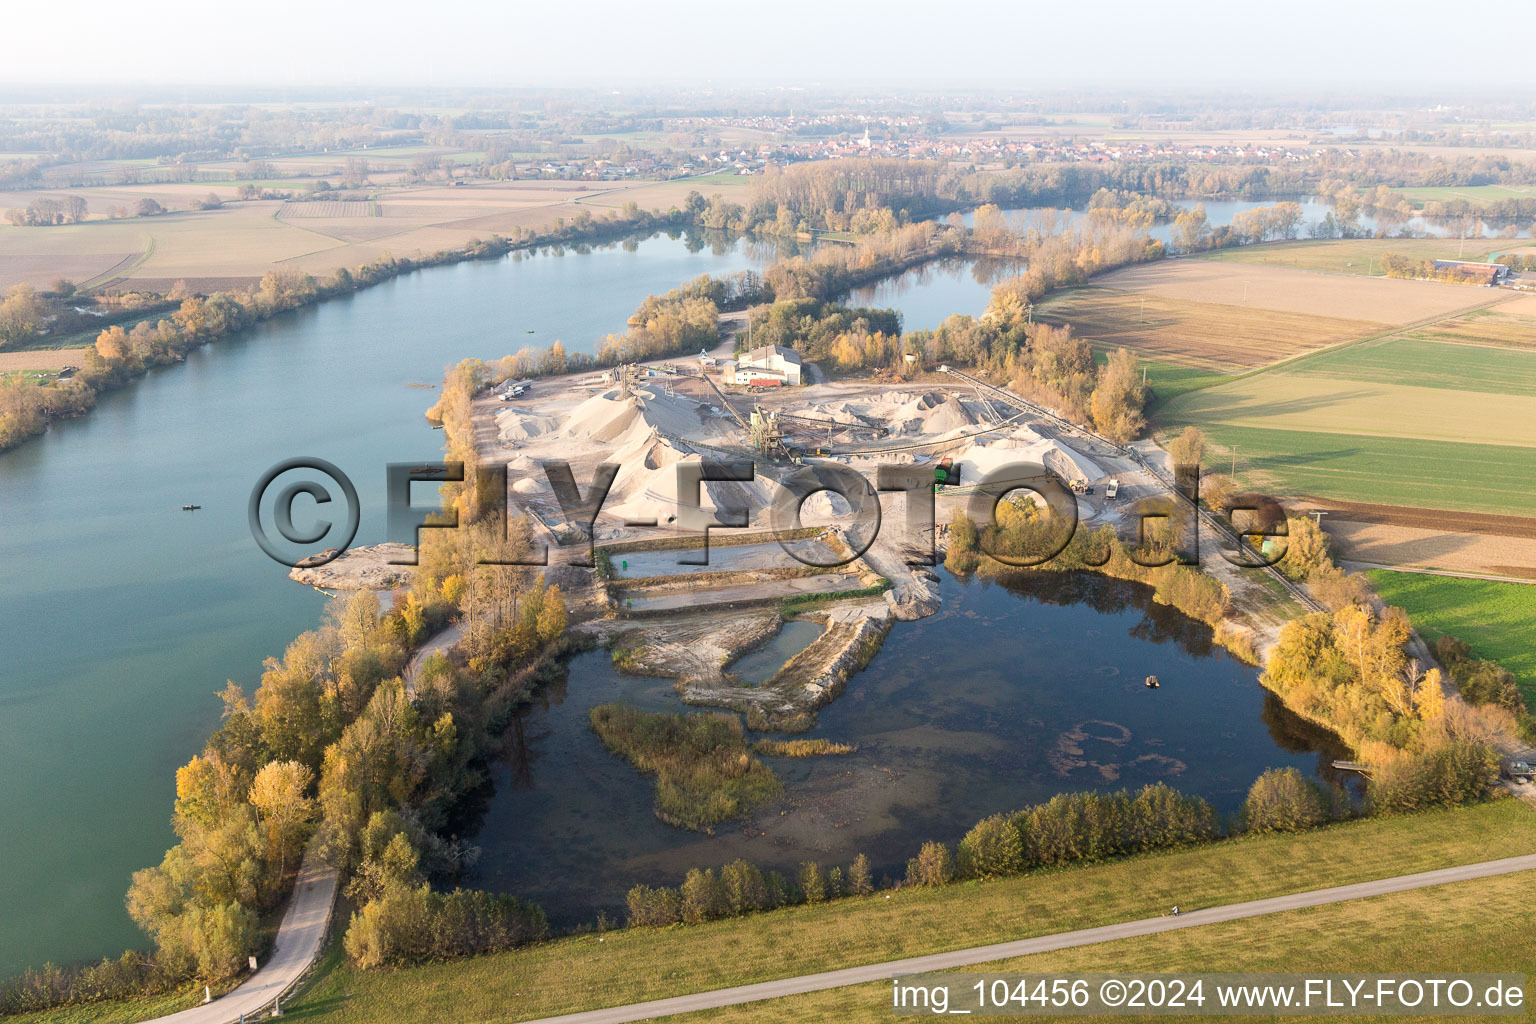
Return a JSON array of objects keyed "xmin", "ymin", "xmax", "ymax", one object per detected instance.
[{"xmin": 624, "ymin": 772, "xmax": 1351, "ymax": 933}]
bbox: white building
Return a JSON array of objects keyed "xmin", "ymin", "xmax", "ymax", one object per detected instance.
[{"xmin": 733, "ymin": 344, "xmax": 802, "ymax": 386}]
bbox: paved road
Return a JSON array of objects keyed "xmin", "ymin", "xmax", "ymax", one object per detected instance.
[
  {"xmin": 146, "ymin": 843, "xmax": 338, "ymax": 1024},
  {"xmin": 519, "ymin": 854, "xmax": 1536, "ymax": 1024}
]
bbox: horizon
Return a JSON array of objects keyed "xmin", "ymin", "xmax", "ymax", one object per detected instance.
[{"xmin": 3, "ymin": 0, "xmax": 1529, "ymax": 92}]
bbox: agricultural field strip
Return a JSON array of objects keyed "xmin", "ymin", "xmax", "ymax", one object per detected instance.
[
  {"xmin": 1094, "ymin": 261, "xmax": 1491, "ymax": 324},
  {"xmin": 1034, "ymin": 288, "xmax": 1383, "ymax": 371},
  {"xmin": 1166, "ymin": 375, "xmax": 1536, "ymax": 447},
  {"xmin": 1271, "ymin": 335, "xmax": 1536, "ymax": 396},
  {"xmin": 1365, "ymin": 569, "xmax": 1536, "ymax": 700},
  {"xmin": 1173, "ymin": 423, "xmax": 1535, "ymax": 518},
  {"xmin": 1193, "ymin": 238, "xmax": 1502, "ymax": 276},
  {"xmin": 1156, "ymin": 291, "xmax": 1521, "ymax": 404}
]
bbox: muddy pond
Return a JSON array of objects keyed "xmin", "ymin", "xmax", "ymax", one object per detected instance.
[{"xmin": 467, "ymin": 566, "xmax": 1350, "ymax": 926}]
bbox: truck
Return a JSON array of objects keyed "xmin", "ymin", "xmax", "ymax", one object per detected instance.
[
  {"xmin": 1501, "ymin": 758, "xmax": 1535, "ymax": 781},
  {"xmin": 1105, "ymin": 478, "xmax": 1119, "ymax": 501},
  {"xmin": 934, "ymin": 457, "xmax": 962, "ymax": 488}
]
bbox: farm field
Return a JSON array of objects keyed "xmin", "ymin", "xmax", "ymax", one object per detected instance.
[
  {"xmin": 0, "ymin": 179, "xmax": 699, "ymax": 291},
  {"xmin": 1124, "ymin": 357, "xmax": 1236, "ymax": 414},
  {"xmin": 1034, "ymin": 286, "xmax": 1384, "ymax": 370},
  {"xmin": 1194, "ymin": 237, "xmax": 1501, "ymax": 275},
  {"xmin": 1093, "ymin": 260, "xmax": 1490, "ymax": 323},
  {"xmin": 1276, "ymin": 334, "xmax": 1536, "ymax": 395},
  {"xmin": 578, "ymin": 172, "xmax": 751, "ymax": 213},
  {"xmin": 1385, "ymin": 183, "xmax": 1536, "ymax": 207},
  {"xmin": 0, "ymin": 348, "xmax": 89, "ymax": 373},
  {"xmin": 1321, "ymin": 516, "xmax": 1536, "ymax": 579},
  {"xmin": 1170, "ymin": 374, "xmax": 1536, "ymax": 447},
  {"xmin": 1366, "ymin": 570, "xmax": 1536, "ymax": 706},
  {"xmin": 1408, "ymin": 306, "xmax": 1536, "ymax": 350},
  {"xmin": 1178, "ymin": 423, "xmax": 1536, "ymax": 516},
  {"xmin": 259, "ymin": 803, "xmax": 1536, "ymax": 1024}
]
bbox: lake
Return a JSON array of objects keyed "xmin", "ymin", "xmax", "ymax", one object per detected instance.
[
  {"xmin": 0, "ymin": 217, "xmax": 1354, "ymax": 975},
  {"xmin": 0, "ymin": 228, "xmax": 798, "ymax": 977},
  {"xmin": 966, "ymin": 197, "xmax": 1532, "ymax": 243},
  {"xmin": 465, "ymin": 568, "xmax": 1348, "ymax": 927}
]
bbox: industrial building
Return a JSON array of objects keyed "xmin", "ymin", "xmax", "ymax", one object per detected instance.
[{"xmin": 732, "ymin": 344, "xmax": 803, "ymax": 386}]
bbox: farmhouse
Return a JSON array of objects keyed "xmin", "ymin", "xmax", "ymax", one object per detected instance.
[
  {"xmin": 733, "ymin": 344, "xmax": 802, "ymax": 386},
  {"xmin": 1433, "ymin": 260, "xmax": 1510, "ymax": 285}
]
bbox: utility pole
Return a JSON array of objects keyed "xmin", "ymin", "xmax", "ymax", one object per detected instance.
[{"xmin": 1231, "ymin": 445, "xmax": 1237, "ymax": 479}]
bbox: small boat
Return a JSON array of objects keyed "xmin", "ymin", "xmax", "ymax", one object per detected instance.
[
  {"xmin": 1145, "ymin": 675, "xmax": 1160, "ymax": 689},
  {"xmin": 408, "ymin": 466, "xmax": 438, "ymax": 476},
  {"xmin": 181, "ymin": 504, "xmax": 201, "ymax": 511}
]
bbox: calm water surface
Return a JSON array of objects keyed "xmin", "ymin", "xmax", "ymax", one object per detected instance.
[
  {"xmin": 468, "ymin": 568, "xmax": 1347, "ymax": 927},
  {"xmin": 0, "ymin": 230, "xmax": 793, "ymax": 976},
  {"xmin": 0, "ymin": 220, "xmax": 1357, "ymax": 973}
]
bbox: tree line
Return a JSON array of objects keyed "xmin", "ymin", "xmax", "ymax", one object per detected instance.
[{"xmin": 620, "ymin": 770, "xmax": 1364, "ymax": 933}]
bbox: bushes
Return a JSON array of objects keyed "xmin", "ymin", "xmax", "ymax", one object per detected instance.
[
  {"xmin": 957, "ymin": 814, "xmax": 1023, "ymax": 879},
  {"xmin": 1241, "ymin": 767, "xmax": 1332, "ymax": 833},
  {"xmin": 753, "ymin": 738, "xmax": 856, "ymax": 757},
  {"xmin": 0, "ymin": 952, "xmax": 186, "ymax": 1015},
  {"xmin": 625, "ymin": 855, "xmax": 856, "ymax": 927},
  {"xmin": 905, "ymin": 841, "xmax": 957, "ymax": 887},
  {"xmin": 344, "ymin": 883, "xmax": 545, "ymax": 968},
  {"xmin": 1436, "ymin": 636, "xmax": 1523, "ymax": 714},
  {"xmin": 779, "ymin": 579, "xmax": 891, "ymax": 613},
  {"xmin": 631, "ymin": 782, "xmax": 1225, "ymax": 933},
  {"xmin": 1014, "ymin": 786, "xmax": 1219, "ymax": 867},
  {"xmin": 588, "ymin": 705, "xmax": 782, "ymax": 831},
  {"xmin": 625, "ymin": 885, "xmax": 684, "ymax": 927},
  {"xmin": 1367, "ymin": 739, "xmax": 1500, "ymax": 814}
]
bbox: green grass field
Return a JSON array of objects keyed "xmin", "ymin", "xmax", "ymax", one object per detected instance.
[
  {"xmin": 1385, "ymin": 183, "xmax": 1536, "ymax": 208},
  {"xmin": 1096, "ymin": 352, "xmax": 1235, "ymax": 414},
  {"xmin": 1185, "ymin": 423, "xmax": 1536, "ymax": 515},
  {"xmin": 1365, "ymin": 570, "xmax": 1536, "ymax": 706},
  {"xmin": 266, "ymin": 802, "xmax": 1535, "ymax": 1024},
  {"xmin": 685, "ymin": 870, "xmax": 1536, "ymax": 1023},
  {"xmin": 1277, "ymin": 336, "xmax": 1536, "ymax": 396},
  {"xmin": 1194, "ymin": 238, "xmax": 1500, "ymax": 276}
]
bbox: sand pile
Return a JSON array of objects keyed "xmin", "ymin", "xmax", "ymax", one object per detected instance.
[
  {"xmin": 533, "ymin": 384, "xmax": 775, "ymax": 527},
  {"xmin": 950, "ymin": 437, "xmax": 1104, "ymax": 489},
  {"xmin": 812, "ymin": 390, "xmax": 978, "ymax": 438},
  {"xmin": 563, "ymin": 389, "xmax": 648, "ymax": 442},
  {"xmin": 496, "ymin": 407, "xmax": 561, "ymax": 442}
]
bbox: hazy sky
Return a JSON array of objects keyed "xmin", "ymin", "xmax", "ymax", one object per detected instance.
[{"xmin": 1, "ymin": 0, "xmax": 1520, "ymax": 91}]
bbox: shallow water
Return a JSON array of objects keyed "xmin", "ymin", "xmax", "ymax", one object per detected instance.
[{"xmin": 466, "ymin": 567, "xmax": 1347, "ymax": 927}]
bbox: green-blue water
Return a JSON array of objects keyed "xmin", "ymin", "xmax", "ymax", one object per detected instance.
[{"xmin": 0, "ymin": 230, "xmax": 796, "ymax": 977}]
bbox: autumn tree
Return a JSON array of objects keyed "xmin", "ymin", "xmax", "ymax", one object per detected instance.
[
  {"xmin": 536, "ymin": 584, "xmax": 567, "ymax": 643},
  {"xmin": 1241, "ymin": 767, "xmax": 1327, "ymax": 833},
  {"xmin": 248, "ymin": 760, "xmax": 316, "ymax": 878},
  {"xmin": 1090, "ymin": 347, "xmax": 1147, "ymax": 442},
  {"xmin": 0, "ymin": 284, "xmax": 46, "ymax": 348},
  {"xmin": 1168, "ymin": 426, "xmax": 1205, "ymax": 471},
  {"xmin": 848, "ymin": 853, "xmax": 874, "ymax": 895}
]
